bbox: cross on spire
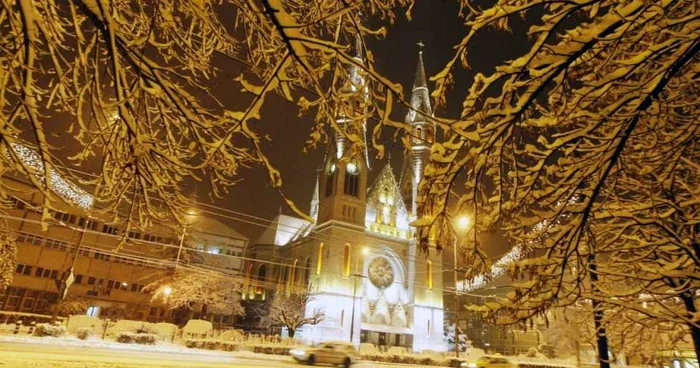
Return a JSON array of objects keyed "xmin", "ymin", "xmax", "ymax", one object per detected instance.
[{"xmin": 417, "ymin": 40, "xmax": 424, "ymax": 53}]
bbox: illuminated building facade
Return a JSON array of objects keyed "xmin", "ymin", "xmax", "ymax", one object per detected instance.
[
  {"xmin": 246, "ymin": 40, "xmax": 446, "ymax": 352},
  {"xmin": 0, "ymin": 176, "xmax": 247, "ymax": 327}
]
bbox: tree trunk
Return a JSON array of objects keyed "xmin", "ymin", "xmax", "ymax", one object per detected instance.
[
  {"xmin": 201, "ymin": 304, "xmax": 208, "ymax": 319},
  {"xmin": 588, "ymin": 244, "xmax": 611, "ymax": 368},
  {"xmin": 288, "ymin": 328, "xmax": 296, "ymax": 338},
  {"xmin": 680, "ymin": 291, "xmax": 700, "ymax": 360}
]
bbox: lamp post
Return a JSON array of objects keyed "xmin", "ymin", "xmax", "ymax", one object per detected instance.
[
  {"xmin": 349, "ymin": 246, "xmax": 369, "ymax": 344},
  {"xmin": 162, "ymin": 286, "xmax": 172, "ymax": 323},
  {"xmin": 453, "ymin": 216, "xmax": 470, "ymax": 358}
]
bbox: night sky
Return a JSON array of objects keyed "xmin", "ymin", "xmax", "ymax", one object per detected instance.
[{"xmin": 208, "ymin": 1, "xmax": 531, "ymax": 242}]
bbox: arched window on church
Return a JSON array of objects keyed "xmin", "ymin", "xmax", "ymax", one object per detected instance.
[
  {"xmin": 282, "ymin": 265, "xmax": 290, "ymax": 294},
  {"xmin": 243, "ymin": 263, "xmax": 253, "ymax": 299},
  {"xmin": 344, "ymin": 161, "xmax": 360, "ymax": 197},
  {"xmin": 342, "ymin": 244, "xmax": 351, "ymax": 276},
  {"xmin": 416, "ymin": 126, "xmax": 423, "ymax": 141},
  {"xmin": 426, "ymin": 261, "xmax": 433, "ymax": 290},
  {"xmin": 256, "ymin": 265, "xmax": 267, "ymax": 295},
  {"xmin": 326, "ymin": 163, "xmax": 336, "ymax": 197},
  {"xmin": 304, "ymin": 257, "xmax": 311, "ymax": 285},
  {"xmin": 288, "ymin": 259, "xmax": 298, "ymax": 293},
  {"xmin": 316, "ymin": 243, "xmax": 324, "ymax": 275}
]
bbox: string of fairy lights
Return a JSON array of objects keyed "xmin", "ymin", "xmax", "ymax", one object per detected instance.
[{"xmin": 10, "ymin": 143, "xmax": 94, "ymax": 210}]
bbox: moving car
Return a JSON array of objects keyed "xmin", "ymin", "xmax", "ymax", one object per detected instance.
[
  {"xmin": 462, "ymin": 355, "xmax": 518, "ymax": 368},
  {"xmin": 290, "ymin": 341, "xmax": 358, "ymax": 367}
]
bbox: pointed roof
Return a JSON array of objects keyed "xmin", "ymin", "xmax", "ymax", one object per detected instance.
[
  {"xmin": 353, "ymin": 32, "xmax": 364, "ymax": 61},
  {"xmin": 405, "ymin": 43, "xmax": 433, "ymax": 124},
  {"xmin": 366, "ymin": 162, "xmax": 411, "ymax": 230},
  {"xmin": 310, "ymin": 170, "xmax": 320, "ymax": 223}
]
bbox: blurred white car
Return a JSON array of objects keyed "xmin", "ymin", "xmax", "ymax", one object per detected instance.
[
  {"xmin": 290, "ymin": 341, "xmax": 358, "ymax": 367},
  {"xmin": 462, "ymin": 356, "xmax": 517, "ymax": 368}
]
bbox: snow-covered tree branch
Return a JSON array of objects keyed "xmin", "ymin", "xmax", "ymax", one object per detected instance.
[
  {"xmin": 0, "ymin": 0, "xmax": 411, "ymax": 228},
  {"xmin": 256, "ymin": 287, "xmax": 324, "ymax": 338},
  {"xmin": 413, "ymin": 0, "xmax": 699, "ymax": 360}
]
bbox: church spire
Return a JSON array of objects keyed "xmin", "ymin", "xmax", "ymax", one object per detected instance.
[
  {"xmin": 404, "ymin": 41, "xmax": 435, "ymax": 218},
  {"xmin": 310, "ymin": 169, "xmax": 320, "ymax": 223},
  {"xmin": 406, "ymin": 41, "xmax": 433, "ymax": 123}
]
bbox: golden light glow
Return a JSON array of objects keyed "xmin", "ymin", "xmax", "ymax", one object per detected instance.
[
  {"xmin": 426, "ymin": 261, "xmax": 433, "ymax": 289},
  {"xmin": 342, "ymin": 244, "xmax": 351, "ymax": 276},
  {"xmin": 362, "ymin": 247, "xmax": 370, "ymax": 256},
  {"xmin": 457, "ymin": 216, "xmax": 470, "ymax": 230},
  {"xmin": 163, "ymin": 286, "xmax": 172, "ymax": 296},
  {"xmin": 316, "ymin": 243, "xmax": 324, "ymax": 275}
]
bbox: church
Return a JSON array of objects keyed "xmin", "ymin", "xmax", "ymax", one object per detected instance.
[{"xmin": 246, "ymin": 38, "xmax": 446, "ymax": 352}]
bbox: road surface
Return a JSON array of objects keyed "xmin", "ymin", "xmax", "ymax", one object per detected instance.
[{"xmin": 0, "ymin": 340, "xmax": 421, "ymax": 368}]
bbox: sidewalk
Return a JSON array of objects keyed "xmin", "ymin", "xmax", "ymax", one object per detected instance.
[{"xmin": 0, "ymin": 335, "xmax": 292, "ymax": 363}]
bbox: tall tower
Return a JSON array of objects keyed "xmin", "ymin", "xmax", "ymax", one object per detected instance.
[
  {"xmin": 317, "ymin": 34, "xmax": 370, "ymax": 227},
  {"xmin": 405, "ymin": 42, "xmax": 435, "ymax": 217}
]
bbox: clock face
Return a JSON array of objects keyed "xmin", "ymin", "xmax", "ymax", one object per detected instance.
[{"xmin": 368, "ymin": 257, "xmax": 394, "ymax": 289}]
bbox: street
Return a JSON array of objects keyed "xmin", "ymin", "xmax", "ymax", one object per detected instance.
[{"xmin": 0, "ymin": 341, "xmax": 423, "ymax": 368}]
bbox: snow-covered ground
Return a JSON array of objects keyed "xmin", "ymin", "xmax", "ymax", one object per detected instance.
[{"xmin": 0, "ymin": 335, "xmax": 441, "ymax": 368}]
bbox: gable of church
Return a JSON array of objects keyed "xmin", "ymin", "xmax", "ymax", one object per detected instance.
[{"xmin": 365, "ymin": 164, "xmax": 411, "ymax": 239}]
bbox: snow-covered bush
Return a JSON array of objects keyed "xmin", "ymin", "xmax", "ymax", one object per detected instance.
[
  {"xmin": 185, "ymin": 339, "xmax": 239, "ymax": 351},
  {"xmin": 34, "ymin": 323, "xmax": 67, "ymax": 337},
  {"xmin": 360, "ymin": 353, "xmax": 449, "ymax": 367},
  {"xmin": 76, "ymin": 327, "xmax": 92, "ymax": 340},
  {"xmin": 116, "ymin": 332, "xmax": 158, "ymax": 345}
]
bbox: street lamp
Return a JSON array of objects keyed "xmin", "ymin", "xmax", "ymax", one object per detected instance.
[
  {"xmin": 349, "ymin": 246, "xmax": 369, "ymax": 344},
  {"xmin": 453, "ymin": 215, "xmax": 470, "ymax": 357},
  {"xmin": 160, "ymin": 286, "xmax": 172, "ymax": 324}
]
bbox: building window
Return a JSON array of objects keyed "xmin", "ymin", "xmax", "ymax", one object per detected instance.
[
  {"xmin": 22, "ymin": 265, "xmax": 32, "ymax": 276},
  {"xmin": 128, "ymin": 231, "xmax": 141, "ymax": 239},
  {"xmin": 102, "ymin": 224, "xmax": 118, "ymax": 235},
  {"xmin": 340, "ymin": 309, "xmax": 345, "ymax": 328},
  {"xmin": 288, "ymin": 259, "xmax": 298, "ymax": 290},
  {"xmin": 87, "ymin": 306, "xmax": 100, "ymax": 317},
  {"xmin": 316, "ymin": 243, "xmax": 324, "ymax": 275},
  {"xmin": 325, "ymin": 163, "xmax": 336, "ymax": 197},
  {"xmin": 256, "ymin": 265, "xmax": 267, "ymax": 295},
  {"xmin": 304, "ymin": 257, "xmax": 311, "ymax": 284},
  {"xmin": 15, "ymin": 264, "xmax": 24, "ymax": 274},
  {"xmin": 426, "ymin": 261, "xmax": 433, "ymax": 290},
  {"xmin": 342, "ymin": 244, "xmax": 351, "ymax": 277},
  {"xmin": 53, "ymin": 211, "xmax": 76, "ymax": 224},
  {"xmin": 75, "ymin": 275, "xmax": 83, "ymax": 284},
  {"xmin": 343, "ymin": 161, "xmax": 360, "ymax": 197}
]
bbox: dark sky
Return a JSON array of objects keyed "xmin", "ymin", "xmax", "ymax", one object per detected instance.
[{"xmin": 208, "ymin": 1, "xmax": 530, "ymax": 242}]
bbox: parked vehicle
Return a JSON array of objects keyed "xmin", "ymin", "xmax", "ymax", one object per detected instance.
[
  {"xmin": 462, "ymin": 355, "xmax": 517, "ymax": 368},
  {"xmin": 290, "ymin": 341, "xmax": 358, "ymax": 367}
]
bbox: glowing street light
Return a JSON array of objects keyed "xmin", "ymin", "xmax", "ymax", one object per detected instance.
[
  {"xmin": 163, "ymin": 286, "xmax": 172, "ymax": 297},
  {"xmin": 457, "ymin": 216, "xmax": 470, "ymax": 231}
]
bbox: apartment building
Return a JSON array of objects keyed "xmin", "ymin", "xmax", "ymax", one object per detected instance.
[{"xmin": 0, "ymin": 176, "xmax": 247, "ymax": 327}]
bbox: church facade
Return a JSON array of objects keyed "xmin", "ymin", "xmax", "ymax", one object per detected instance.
[{"xmin": 246, "ymin": 41, "xmax": 445, "ymax": 352}]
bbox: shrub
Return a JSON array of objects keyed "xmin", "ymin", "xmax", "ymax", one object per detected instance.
[
  {"xmin": 116, "ymin": 332, "xmax": 135, "ymax": 343},
  {"xmin": 34, "ymin": 323, "xmax": 67, "ymax": 337},
  {"xmin": 185, "ymin": 339, "xmax": 240, "ymax": 351},
  {"xmin": 76, "ymin": 328, "xmax": 92, "ymax": 340},
  {"xmin": 360, "ymin": 353, "xmax": 449, "ymax": 367},
  {"xmin": 251, "ymin": 345, "xmax": 290, "ymax": 355},
  {"xmin": 116, "ymin": 332, "xmax": 158, "ymax": 345}
]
